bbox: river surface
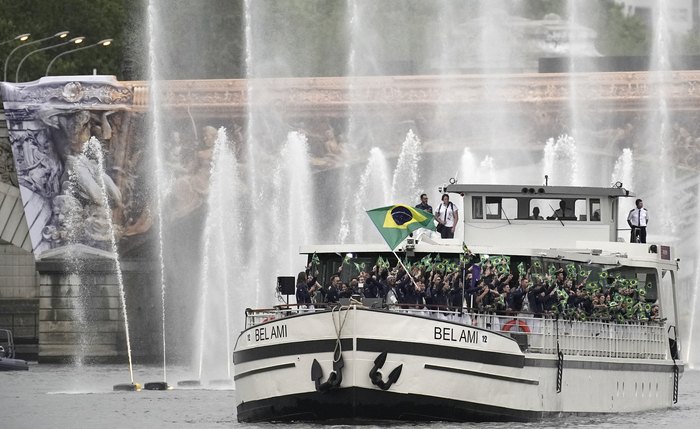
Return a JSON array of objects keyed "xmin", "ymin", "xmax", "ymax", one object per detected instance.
[{"xmin": 2, "ymin": 364, "xmax": 699, "ymax": 428}]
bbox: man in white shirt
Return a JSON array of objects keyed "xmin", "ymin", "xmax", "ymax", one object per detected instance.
[
  {"xmin": 627, "ymin": 199, "xmax": 649, "ymax": 243},
  {"xmin": 435, "ymin": 194, "xmax": 458, "ymax": 239}
]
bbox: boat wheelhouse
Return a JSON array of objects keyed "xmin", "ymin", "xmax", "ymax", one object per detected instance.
[{"xmin": 233, "ymin": 184, "xmax": 683, "ymax": 423}]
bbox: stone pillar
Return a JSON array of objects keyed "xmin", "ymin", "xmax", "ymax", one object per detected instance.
[{"xmin": 35, "ymin": 246, "xmax": 125, "ymax": 363}]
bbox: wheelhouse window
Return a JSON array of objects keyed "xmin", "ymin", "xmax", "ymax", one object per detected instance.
[
  {"xmin": 529, "ymin": 198, "xmax": 587, "ymax": 221},
  {"xmin": 472, "ymin": 196, "xmax": 483, "ymax": 219},
  {"xmin": 484, "ymin": 197, "xmax": 517, "ymax": 220},
  {"xmin": 590, "ymin": 199, "xmax": 601, "ymax": 222},
  {"xmin": 470, "ymin": 195, "xmax": 602, "ymax": 222}
]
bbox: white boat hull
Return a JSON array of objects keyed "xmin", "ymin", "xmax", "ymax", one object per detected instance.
[{"xmin": 233, "ymin": 307, "xmax": 681, "ymax": 422}]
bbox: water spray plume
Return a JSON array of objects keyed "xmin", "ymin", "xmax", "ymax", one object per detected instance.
[
  {"xmin": 78, "ymin": 138, "xmax": 135, "ymax": 390},
  {"xmin": 147, "ymin": 0, "xmax": 170, "ymax": 391}
]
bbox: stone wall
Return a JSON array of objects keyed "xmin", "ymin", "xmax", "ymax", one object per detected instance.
[
  {"xmin": 0, "ymin": 244, "xmax": 39, "ymax": 359},
  {"xmin": 36, "ymin": 256, "xmax": 124, "ymax": 363}
]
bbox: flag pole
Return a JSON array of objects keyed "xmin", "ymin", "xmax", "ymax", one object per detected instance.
[{"xmin": 390, "ymin": 249, "xmax": 420, "ymax": 290}]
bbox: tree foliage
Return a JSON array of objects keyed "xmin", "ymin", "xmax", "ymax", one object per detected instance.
[
  {"xmin": 2, "ymin": 0, "xmax": 698, "ymax": 81},
  {"xmin": 0, "ymin": 0, "xmax": 138, "ymax": 82},
  {"xmin": 583, "ymin": 0, "xmax": 650, "ymax": 56}
]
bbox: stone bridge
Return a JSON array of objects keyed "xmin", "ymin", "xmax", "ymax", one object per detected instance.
[{"xmin": 2, "ymin": 72, "xmax": 700, "ymax": 361}]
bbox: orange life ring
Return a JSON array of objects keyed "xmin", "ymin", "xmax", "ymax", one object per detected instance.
[
  {"xmin": 502, "ymin": 319, "xmax": 531, "ymax": 333},
  {"xmin": 262, "ymin": 316, "xmax": 276, "ymax": 323}
]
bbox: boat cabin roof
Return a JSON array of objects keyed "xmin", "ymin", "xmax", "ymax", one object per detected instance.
[{"xmin": 444, "ymin": 184, "xmax": 634, "ymax": 199}]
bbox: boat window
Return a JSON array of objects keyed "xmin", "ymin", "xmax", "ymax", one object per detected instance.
[
  {"xmin": 472, "ymin": 196, "xmax": 483, "ymax": 219},
  {"xmin": 484, "ymin": 197, "xmax": 517, "ymax": 220},
  {"xmin": 590, "ymin": 199, "xmax": 601, "ymax": 222},
  {"xmin": 642, "ymin": 271, "xmax": 658, "ymax": 301},
  {"xmin": 529, "ymin": 198, "xmax": 585, "ymax": 221},
  {"xmin": 575, "ymin": 199, "xmax": 587, "ymax": 221},
  {"xmin": 659, "ymin": 269, "xmax": 675, "ymax": 321}
]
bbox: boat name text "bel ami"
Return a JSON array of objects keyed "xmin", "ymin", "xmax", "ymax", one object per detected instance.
[
  {"xmin": 250, "ymin": 324, "xmax": 288, "ymax": 342},
  {"xmin": 434, "ymin": 326, "xmax": 485, "ymax": 344}
]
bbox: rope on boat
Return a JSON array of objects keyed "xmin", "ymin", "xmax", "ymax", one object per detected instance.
[
  {"xmin": 331, "ymin": 304, "xmax": 351, "ymax": 363},
  {"xmin": 556, "ymin": 316, "xmax": 564, "ymax": 393}
]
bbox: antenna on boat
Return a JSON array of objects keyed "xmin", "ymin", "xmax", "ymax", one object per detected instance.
[
  {"xmin": 500, "ymin": 206, "xmax": 512, "ymax": 225},
  {"xmin": 544, "ymin": 175, "xmax": 549, "ymax": 186}
]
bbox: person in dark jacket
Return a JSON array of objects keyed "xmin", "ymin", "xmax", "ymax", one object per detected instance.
[
  {"xmin": 363, "ymin": 275, "xmax": 381, "ymax": 298},
  {"xmin": 508, "ymin": 277, "xmax": 528, "ymax": 311},
  {"xmin": 448, "ymin": 282, "xmax": 463, "ymax": 307},
  {"xmin": 325, "ymin": 275, "xmax": 340, "ymax": 303},
  {"xmin": 296, "ymin": 271, "xmax": 311, "ymax": 305},
  {"xmin": 527, "ymin": 280, "xmax": 546, "ymax": 314}
]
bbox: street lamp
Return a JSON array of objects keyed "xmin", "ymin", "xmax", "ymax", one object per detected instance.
[
  {"xmin": 4, "ymin": 30, "xmax": 68, "ymax": 81},
  {"xmin": 0, "ymin": 33, "xmax": 31, "ymax": 48},
  {"xmin": 15, "ymin": 36, "xmax": 85, "ymax": 83},
  {"xmin": 46, "ymin": 38, "xmax": 113, "ymax": 76}
]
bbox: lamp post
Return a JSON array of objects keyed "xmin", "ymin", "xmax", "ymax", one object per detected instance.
[
  {"xmin": 0, "ymin": 33, "xmax": 31, "ymax": 48},
  {"xmin": 3, "ymin": 30, "xmax": 68, "ymax": 81},
  {"xmin": 15, "ymin": 36, "xmax": 85, "ymax": 83},
  {"xmin": 45, "ymin": 38, "xmax": 112, "ymax": 76}
]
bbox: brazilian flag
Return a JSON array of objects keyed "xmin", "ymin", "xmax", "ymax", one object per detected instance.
[{"xmin": 366, "ymin": 204, "xmax": 436, "ymax": 250}]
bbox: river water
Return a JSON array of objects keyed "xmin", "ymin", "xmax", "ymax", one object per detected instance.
[{"xmin": 2, "ymin": 364, "xmax": 699, "ymax": 428}]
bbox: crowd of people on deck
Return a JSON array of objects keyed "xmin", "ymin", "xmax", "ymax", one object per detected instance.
[{"xmin": 295, "ymin": 250, "xmax": 660, "ymax": 324}]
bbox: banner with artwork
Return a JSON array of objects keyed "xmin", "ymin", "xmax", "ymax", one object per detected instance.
[{"xmin": 0, "ymin": 77, "xmax": 150, "ymax": 258}]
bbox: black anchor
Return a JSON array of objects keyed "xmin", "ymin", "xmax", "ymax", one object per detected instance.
[
  {"xmin": 311, "ymin": 348, "xmax": 344, "ymax": 393},
  {"xmin": 369, "ymin": 351, "xmax": 403, "ymax": 390}
]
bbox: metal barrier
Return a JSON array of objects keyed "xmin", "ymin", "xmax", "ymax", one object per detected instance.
[
  {"xmin": 244, "ymin": 304, "xmax": 668, "ymax": 360},
  {"xmin": 467, "ymin": 313, "xmax": 667, "ymax": 359}
]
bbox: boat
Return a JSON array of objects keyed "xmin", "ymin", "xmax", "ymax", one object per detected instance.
[
  {"xmin": 0, "ymin": 329, "xmax": 29, "ymax": 371},
  {"xmin": 233, "ymin": 184, "xmax": 684, "ymax": 422}
]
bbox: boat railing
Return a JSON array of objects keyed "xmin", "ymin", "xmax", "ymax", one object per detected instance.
[
  {"xmin": 244, "ymin": 303, "xmax": 341, "ymax": 327},
  {"xmin": 244, "ymin": 303, "xmax": 668, "ymax": 360},
  {"xmin": 465, "ymin": 312, "xmax": 668, "ymax": 360}
]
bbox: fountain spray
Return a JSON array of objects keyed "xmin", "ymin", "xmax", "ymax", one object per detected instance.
[
  {"xmin": 142, "ymin": 0, "xmax": 170, "ymax": 391},
  {"xmin": 75, "ymin": 137, "xmax": 136, "ymax": 392}
]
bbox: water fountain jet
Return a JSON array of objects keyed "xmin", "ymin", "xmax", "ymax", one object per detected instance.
[
  {"xmin": 76, "ymin": 137, "xmax": 136, "ymax": 391},
  {"xmin": 145, "ymin": 0, "xmax": 170, "ymax": 392},
  {"xmin": 182, "ymin": 127, "xmax": 241, "ymax": 388}
]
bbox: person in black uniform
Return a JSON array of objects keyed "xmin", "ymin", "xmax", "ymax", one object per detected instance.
[{"xmin": 325, "ymin": 275, "xmax": 340, "ymax": 303}]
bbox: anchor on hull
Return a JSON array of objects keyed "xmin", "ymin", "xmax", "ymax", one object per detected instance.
[
  {"xmin": 369, "ymin": 351, "xmax": 403, "ymax": 390},
  {"xmin": 311, "ymin": 348, "xmax": 344, "ymax": 392}
]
